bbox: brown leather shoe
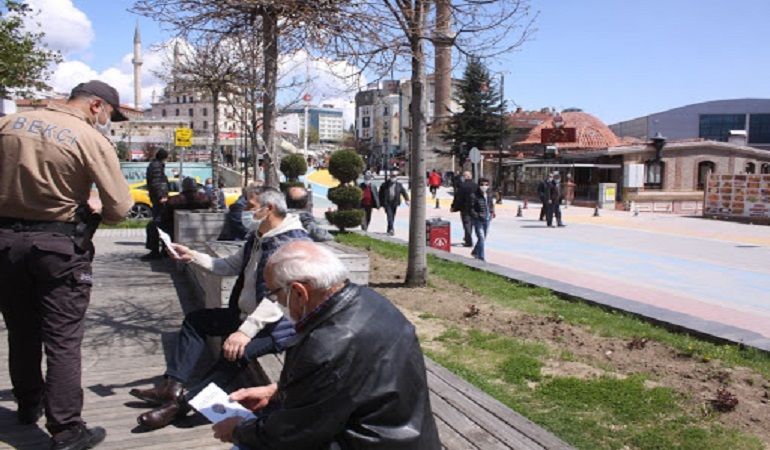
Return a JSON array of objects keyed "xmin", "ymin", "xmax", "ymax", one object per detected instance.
[
  {"xmin": 137, "ymin": 400, "xmax": 190, "ymax": 430},
  {"xmin": 129, "ymin": 378, "xmax": 185, "ymax": 406}
]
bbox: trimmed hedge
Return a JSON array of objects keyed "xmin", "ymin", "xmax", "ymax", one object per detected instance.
[
  {"xmin": 328, "ymin": 185, "xmax": 362, "ymax": 210},
  {"xmin": 325, "ymin": 209, "xmax": 364, "ymax": 230},
  {"xmin": 328, "ymin": 149, "xmax": 364, "ymax": 184},
  {"xmin": 280, "ymin": 153, "xmax": 308, "ymax": 181}
]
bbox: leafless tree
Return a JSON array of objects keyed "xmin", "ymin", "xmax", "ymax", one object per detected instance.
[{"xmin": 315, "ymin": 0, "xmax": 536, "ymax": 286}]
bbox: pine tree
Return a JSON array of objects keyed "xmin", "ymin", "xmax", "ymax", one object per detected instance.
[{"xmin": 442, "ymin": 57, "xmax": 509, "ymax": 165}]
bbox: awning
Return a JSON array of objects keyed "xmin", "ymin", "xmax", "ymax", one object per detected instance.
[{"xmin": 522, "ymin": 163, "xmax": 622, "ymax": 169}]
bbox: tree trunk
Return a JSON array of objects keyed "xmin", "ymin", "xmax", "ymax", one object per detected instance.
[
  {"xmin": 261, "ymin": 9, "xmax": 280, "ymax": 188},
  {"xmin": 405, "ymin": 1, "xmax": 428, "ymax": 287},
  {"xmin": 211, "ymin": 88, "xmax": 220, "ymax": 187}
]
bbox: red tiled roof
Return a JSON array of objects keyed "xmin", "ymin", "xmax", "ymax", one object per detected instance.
[{"xmin": 519, "ymin": 111, "xmax": 620, "ymax": 149}]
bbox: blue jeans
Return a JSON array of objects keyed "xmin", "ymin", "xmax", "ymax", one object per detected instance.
[{"xmin": 471, "ymin": 218, "xmax": 489, "ymax": 260}]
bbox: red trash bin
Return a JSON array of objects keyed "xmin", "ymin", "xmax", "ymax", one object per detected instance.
[{"xmin": 426, "ymin": 218, "xmax": 451, "ymax": 252}]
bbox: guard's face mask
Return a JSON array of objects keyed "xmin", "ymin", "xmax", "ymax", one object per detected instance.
[{"xmin": 94, "ymin": 105, "xmax": 112, "ymax": 137}]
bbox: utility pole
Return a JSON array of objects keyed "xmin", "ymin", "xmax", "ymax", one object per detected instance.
[{"xmin": 497, "ymin": 73, "xmax": 505, "ymax": 191}]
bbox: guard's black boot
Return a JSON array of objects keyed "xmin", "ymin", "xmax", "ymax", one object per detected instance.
[{"xmin": 50, "ymin": 424, "xmax": 105, "ymax": 450}]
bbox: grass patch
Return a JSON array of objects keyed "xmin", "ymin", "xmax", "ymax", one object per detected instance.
[
  {"xmin": 337, "ymin": 232, "xmax": 770, "ymax": 449},
  {"xmin": 336, "ymin": 232, "xmax": 770, "ymax": 380},
  {"xmin": 99, "ymin": 219, "xmax": 149, "ymax": 229}
]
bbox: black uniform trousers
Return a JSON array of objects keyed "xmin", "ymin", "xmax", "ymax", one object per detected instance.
[
  {"xmin": 0, "ymin": 230, "xmax": 93, "ymax": 434},
  {"xmin": 546, "ymin": 202, "xmax": 562, "ymax": 226},
  {"xmin": 145, "ymin": 199, "xmax": 166, "ymax": 254},
  {"xmin": 460, "ymin": 210, "xmax": 473, "ymax": 246}
]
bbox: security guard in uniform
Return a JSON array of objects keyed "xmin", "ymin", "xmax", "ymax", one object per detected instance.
[{"xmin": 0, "ymin": 80, "xmax": 133, "ymax": 450}]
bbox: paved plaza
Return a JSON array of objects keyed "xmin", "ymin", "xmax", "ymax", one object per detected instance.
[{"xmin": 311, "ymin": 180, "xmax": 770, "ymax": 350}]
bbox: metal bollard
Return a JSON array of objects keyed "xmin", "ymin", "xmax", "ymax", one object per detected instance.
[
  {"xmin": 523, "ymin": 198, "xmax": 528, "ymax": 209},
  {"xmin": 435, "ymin": 197, "xmax": 440, "ymax": 209},
  {"xmin": 593, "ymin": 206, "xmax": 600, "ymax": 217},
  {"xmin": 516, "ymin": 205, "xmax": 523, "ymax": 217}
]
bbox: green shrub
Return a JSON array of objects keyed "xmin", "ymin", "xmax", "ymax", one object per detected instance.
[
  {"xmin": 280, "ymin": 153, "xmax": 308, "ymax": 181},
  {"xmin": 325, "ymin": 209, "xmax": 364, "ymax": 230},
  {"xmin": 328, "ymin": 149, "xmax": 364, "ymax": 184},
  {"xmin": 328, "ymin": 185, "xmax": 362, "ymax": 209}
]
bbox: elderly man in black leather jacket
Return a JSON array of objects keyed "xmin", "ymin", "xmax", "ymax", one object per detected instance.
[{"xmin": 212, "ymin": 240, "xmax": 441, "ymax": 450}]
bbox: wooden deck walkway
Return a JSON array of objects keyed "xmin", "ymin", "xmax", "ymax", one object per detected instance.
[
  {"xmin": 0, "ymin": 229, "xmax": 572, "ymax": 449},
  {"xmin": 0, "ymin": 229, "xmax": 228, "ymax": 449}
]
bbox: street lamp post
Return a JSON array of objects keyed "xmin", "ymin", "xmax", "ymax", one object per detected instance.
[{"xmin": 497, "ymin": 72, "xmax": 505, "ymax": 200}]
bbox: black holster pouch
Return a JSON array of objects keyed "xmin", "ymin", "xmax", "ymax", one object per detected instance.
[{"xmin": 73, "ymin": 204, "xmax": 102, "ymax": 255}]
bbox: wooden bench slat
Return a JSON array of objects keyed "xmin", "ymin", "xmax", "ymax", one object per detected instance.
[
  {"xmin": 429, "ymin": 391, "xmax": 511, "ymax": 450},
  {"xmin": 426, "ymin": 359, "xmax": 572, "ymax": 450},
  {"xmin": 434, "ymin": 414, "xmax": 479, "ymax": 450}
]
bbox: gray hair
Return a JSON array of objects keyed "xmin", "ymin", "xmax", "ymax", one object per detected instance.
[
  {"xmin": 268, "ymin": 241, "xmax": 348, "ymax": 291},
  {"xmin": 258, "ymin": 187, "xmax": 287, "ymax": 217},
  {"xmin": 242, "ymin": 181, "xmax": 262, "ymax": 198}
]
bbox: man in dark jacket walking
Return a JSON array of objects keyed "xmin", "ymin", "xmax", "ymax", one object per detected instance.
[
  {"xmin": 451, "ymin": 171, "xmax": 478, "ymax": 247},
  {"xmin": 545, "ymin": 172, "xmax": 566, "ymax": 228},
  {"xmin": 378, "ymin": 172, "xmax": 409, "ymax": 235},
  {"xmin": 143, "ymin": 149, "xmax": 169, "ymax": 259},
  {"xmin": 212, "ymin": 241, "xmax": 441, "ymax": 450},
  {"xmin": 537, "ymin": 173, "xmax": 552, "ymax": 221}
]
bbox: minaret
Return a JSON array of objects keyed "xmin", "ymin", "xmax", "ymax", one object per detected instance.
[
  {"xmin": 132, "ymin": 22, "xmax": 143, "ymax": 109},
  {"xmin": 432, "ymin": 0, "xmax": 452, "ymax": 134}
]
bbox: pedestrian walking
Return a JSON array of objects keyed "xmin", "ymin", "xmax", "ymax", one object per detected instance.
[
  {"xmin": 546, "ymin": 172, "xmax": 566, "ymax": 228},
  {"xmin": 0, "ymin": 80, "xmax": 133, "ymax": 449},
  {"xmin": 359, "ymin": 179, "xmax": 380, "ymax": 231},
  {"xmin": 451, "ymin": 171, "xmax": 478, "ymax": 247},
  {"xmin": 428, "ymin": 169, "xmax": 442, "ymax": 199},
  {"xmin": 537, "ymin": 173, "xmax": 553, "ymax": 221},
  {"xmin": 470, "ymin": 178, "xmax": 496, "ymax": 260},
  {"xmin": 378, "ymin": 172, "xmax": 409, "ymax": 235},
  {"xmin": 142, "ymin": 148, "xmax": 170, "ymax": 260}
]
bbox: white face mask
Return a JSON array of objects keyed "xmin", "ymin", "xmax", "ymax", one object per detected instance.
[
  {"xmin": 278, "ymin": 286, "xmax": 307, "ymax": 322},
  {"xmin": 94, "ymin": 105, "xmax": 112, "ymax": 136},
  {"xmin": 480, "ymin": 186, "xmax": 489, "ymax": 193},
  {"xmin": 241, "ymin": 207, "xmax": 266, "ymax": 231}
]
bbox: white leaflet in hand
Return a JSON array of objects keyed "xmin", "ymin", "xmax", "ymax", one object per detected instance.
[
  {"xmin": 188, "ymin": 382, "xmax": 256, "ymax": 424},
  {"xmin": 156, "ymin": 228, "xmax": 180, "ymax": 258}
]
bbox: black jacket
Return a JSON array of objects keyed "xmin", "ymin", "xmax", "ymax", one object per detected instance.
[
  {"xmin": 218, "ymin": 195, "xmax": 249, "ymax": 241},
  {"xmin": 145, "ymin": 159, "xmax": 169, "ymax": 201},
  {"xmin": 378, "ymin": 179, "xmax": 409, "ymax": 208},
  {"xmin": 469, "ymin": 189, "xmax": 495, "ymax": 220},
  {"xmin": 233, "ymin": 283, "xmax": 441, "ymax": 450},
  {"xmin": 451, "ymin": 179, "xmax": 478, "ymax": 213},
  {"xmin": 545, "ymin": 181, "xmax": 563, "ymax": 204}
]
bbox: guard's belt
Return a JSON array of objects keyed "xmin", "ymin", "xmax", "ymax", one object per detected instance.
[{"xmin": 0, "ymin": 217, "xmax": 77, "ymax": 235}]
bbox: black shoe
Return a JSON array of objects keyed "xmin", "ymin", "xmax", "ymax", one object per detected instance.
[
  {"xmin": 547, "ymin": 224, "xmax": 555, "ymax": 228},
  {"xmin": 51, "ymin": 425, "xmax": 105, "ymax": 450},
  {"xmin": 387, "ymin": 230, "xmax": 394, "ymax": 236},
  {"xmin": 18, "ymin": 400, "xmax": 43, "ymax": 424},
  {"xmin": 557, "ymin": 223, "xmax": 566, "ymax": 227},
  {"xmin": 137, "ymin": 400, "xmax": 191, "ymax": 430},
  {"xmin": 140, "ymin": 252, "xmax": 162, "ymax": 261},
  {"xmin": 463, "ymin": 242, "xmax": 473, "ymax": 247}
]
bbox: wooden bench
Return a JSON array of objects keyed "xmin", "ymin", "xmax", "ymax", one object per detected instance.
[{"xmin": 251, "ymin": 352, "xmax": 573, "ymax": 450}]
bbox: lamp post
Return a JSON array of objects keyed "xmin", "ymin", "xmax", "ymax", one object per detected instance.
[{"xmin": 496, "ymin": 72, "xmax": 505, "ymax": 193}]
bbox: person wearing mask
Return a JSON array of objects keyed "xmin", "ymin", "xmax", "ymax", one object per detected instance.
[
  {"xmin": 470, "ymin": 178, "xmax": 496, "ymax": 261},
  {"xmin": 359, "ymin": 178, "xmax": 380, "ymax": 232},
  {"xmin": 219, "ymin": 182, "xmax": 262, "ymax": 241},
  {"xmin": 0, "ymin": 80, "xmax": 133, "ymax": 449},
  {"xmin": 142, "ymin": 148, "xmax": 170, "ymax": 260},
  {"xmin": 129, "ymin": 187, "xmax": 310, "ymax": 430},
  {"xmin": 537, "ymin": 173, "xmax": 552, "ymax": 222},
  {"xmin": 378, "ymin": 172, "xmax": 409, "ymax": 236},
  {"xmin": 211, "ymin": 241, "xmax": 441, "ymax": 449},
  {"xmin": 545, "ymin": 172, "xmax": 566, "ymax": 228},
  {"xmin": 450, "ymin": 171, "xmax": 478, "ymax": 247}
]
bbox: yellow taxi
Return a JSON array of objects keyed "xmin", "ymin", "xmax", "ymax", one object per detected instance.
[{"xmin": 128, "ymin": 178, "xmax": 240, "ymax": 219}]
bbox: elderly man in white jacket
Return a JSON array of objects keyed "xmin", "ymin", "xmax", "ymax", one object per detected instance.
[{"xmin": 129, "ymin": 186, "xmax": 310, "ymax": 430}]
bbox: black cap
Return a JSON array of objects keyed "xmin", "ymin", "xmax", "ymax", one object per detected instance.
[{"xmin": 70, "ymin": 80, "xmax": 129, "ymax": 122}]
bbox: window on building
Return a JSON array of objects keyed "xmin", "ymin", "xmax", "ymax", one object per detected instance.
[
  {"xmin": 203, "ymin": 108, "xmax": 208, "ymax": 117},
  {"xmin": 749, "ymin": 114, "xmax": 770, "ymax": 144},
  {"xmin": 697, "ymin": 161, "xmax": 716, "ymax": 190},
  {"xmin": 699, "ymin": 114, "xmax": 746, "ymax": 142},
  {"xmin": 362, "ymin": 117, "xmax": 370, "ymax": 128},
  {"xmin": 188, "ymin": 108, "xmax": 194, "ymax": 117},
  {"xmin": 190, "ymin": 122, "xmax": 194, "ymax": 130},
  {"xmin": 746, "ymin": 162, "xmax": 756, "ymax": 174},
  {"xmin": 203, "ymin": 121, "xmax": 208, "ymax": 130},
  {"xmin": 176, "ymin": 96, "xmax": 180, "ymax": 103},
  {"xmin": 162, "ymin": 109, "xmax": 166, "ymax": 117},
  {"xmin": 644, "ymin": 160, "xmax": 663, "ymax": 188},
  {"xmin": 761, "ymin": 163, "xmax": 770, "ymax": 174}
]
